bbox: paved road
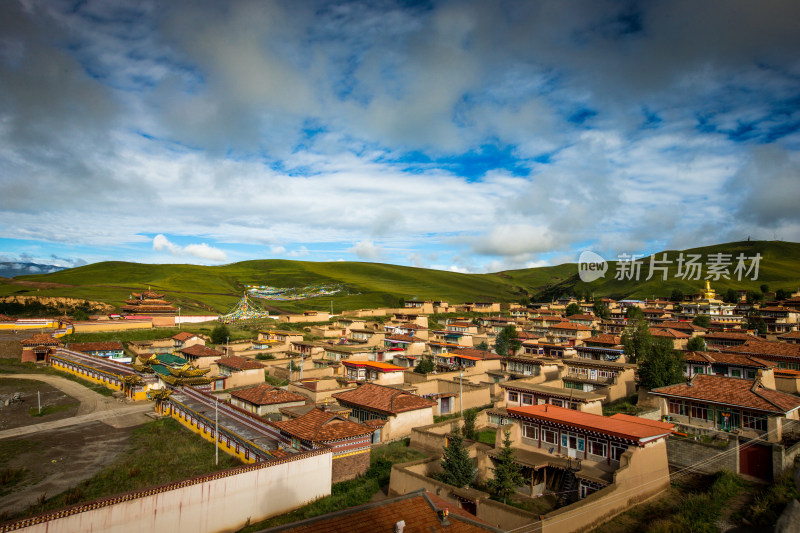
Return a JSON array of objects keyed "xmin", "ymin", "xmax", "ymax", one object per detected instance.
[{"xmin": 0, "ymin": 374, "xmax": 153, "ymax": 439}]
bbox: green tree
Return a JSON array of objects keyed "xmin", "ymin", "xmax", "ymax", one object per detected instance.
[
  {"xmin": 621, "ymin": 317, "xmax": 651, "ymax": 364},
  {"xmin": 414, "ymin": 356, "xmax": 435, "ymax": 375},
  {"xmin": 565, "ymin": 303, "xmax": 581, "ymax": 316},
  {"xmin": 776, "ymin": 289, "xmax": 791, "ymax": 301},
  {"xmin": 593, "ymin": 300, "xmax": 610, "ymax": 320},
  {"xmin": 637, "ymin": 338, "xmax": 685, "ymax": 390},
  {"xmin": 495, "ymin": 325, "xmax": 521, "ymax": 356},
  {"xmin": 746, "ymin": 312, "xmax": 768, "ymax": 335},
  {"xmin": 72, "ymin": 309, "xmax": 89, "ymax": 321},
  {"xmin": 760, "ymin": 284, "xmax": 770, "ymax": 294},
  {"xmin": 476, "ymin": 340, "xmax": 490, "ymax": 351},
  {"xmin": 626, "ymin": 306, "xmax": 644, "ymax": 320},
  {"xmin": 670, "ymin": 289, "xmax": 684, "ymax": 302},
  {"xmin": 488, "ymin": 428, "xmax": 525, "ymax": 504},
  {"xmin": 747, "ymin": 291, "xmax": 764, "ymax": 305},
  {"xmin": 686, "ymin": 336, "xmax": 706, "ymax": 351},
  {"xmin": 211, "ymin": 323, "xmax": 231, "ymax": 345},
  {"xmin": 461, "ymin": 410, "xmax": 477, "ymax": 441},
  {"xmin": 692, "ymin": 314, "xmax": 711, "ymax": 328},
  {"xmin": 723, "ymin": 288, "xmax": 740, "ymax": 304},
  {"xmin": 436, "ymin": 432, "xmax": 476, "ymax": 488}
]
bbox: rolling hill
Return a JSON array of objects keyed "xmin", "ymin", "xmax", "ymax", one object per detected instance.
[{"xmin": 1, "ymin": 241, "xmax": 798, "ymax": 314}]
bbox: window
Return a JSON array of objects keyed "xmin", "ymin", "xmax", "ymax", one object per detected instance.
[
  {"xmin": 690, "ymin": 403, "xmax": 711, "ymax": 421},
  {"xmin": 668, "ymin": 399, "xmax": 686, "ymax": 416},
  {"xmin": 522, "ymin": 394, "xmax": 533, "ymax": 405},
  {"xmin": 551, "ymin": 399, "xmax": 563, "ymax": 407},
  {"xmin": 742, "ymin": 413, "xmax": 767, "ymax": 432},
  {"xmin": 523, "ymin": 423, "xmax": 539, "ymax": 440},
  {"xmin": 730, "ymin": 368, "xmax": 742, "ymax": 378},
  {"xmin": 588, "ymin": 439, "xmax": 607, "ymax": 457},
  {"xmin": 508, "ymin": 391, "xmax": 519, "ymax": 402},
  {"xmin": 693, "ymin": 366, "xmax": 705, "ymax": 375},
  {"xmin": 542, "ymin": 429, "xmax": 558, "ymax": 445}
]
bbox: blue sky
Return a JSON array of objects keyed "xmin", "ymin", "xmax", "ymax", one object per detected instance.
[{"xmin": 1, "ymin": 0, "xmax": 799, "ymax": 273}]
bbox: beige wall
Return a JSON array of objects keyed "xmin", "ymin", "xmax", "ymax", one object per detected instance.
[
  {"xmin": 73, "ymin": 320, "xmax": 154, "ymax": 333},
  {"xmin": 6, "ymin": 450, "xmax": 333, "ymax": 533},
  {"xmin": 215, "ymin": 368, "xmax": 265, "ymax": 389},
  {"xmin": 230, "ymin": 398, "xmax": 306, "ymax": 416},
  {"xmin": 413, "ymin": 379, "xmax": 492, "ymax": 415},
  {"xmin": 383, "ymin": 407, "xmax": 434, "ymax": 441}
]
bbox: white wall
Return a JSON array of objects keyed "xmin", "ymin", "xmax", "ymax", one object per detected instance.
[{"xmin": 9, "ymin": 450, "xmax": 332, "ymax": 533}]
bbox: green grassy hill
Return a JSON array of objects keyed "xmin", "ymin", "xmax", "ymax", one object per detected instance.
[{"xmin": 1, "ymin": 241, "xmax": 797, "ymax": 314}]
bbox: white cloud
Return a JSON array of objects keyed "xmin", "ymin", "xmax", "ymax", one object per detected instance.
[
  {"xmin": 152, "ymin": 234, "xmax": 227, "ymax": 263},
  {"xmin": 348, "ymin": 240, "xmax": 384, "ymax": 261},
  {"xmin": 269, "ymin": 245, "xmax": 286, "ymax": 255},
  {"xmin": 287, "ymin": 246, "xmax": 309, "ymax": 258}
]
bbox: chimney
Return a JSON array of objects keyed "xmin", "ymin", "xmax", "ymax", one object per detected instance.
[
  {"xmin": 438, "ymin": 509, "xmax": 450, "ymax": 526},
  {"xmin": 394, "ymin": 520, "xmax": 406, "ymax": 533}
]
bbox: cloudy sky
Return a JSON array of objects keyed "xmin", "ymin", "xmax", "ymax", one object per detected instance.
[{"xmin": 1, "ymin": 0, "xmax": 799, "ymax": 273}]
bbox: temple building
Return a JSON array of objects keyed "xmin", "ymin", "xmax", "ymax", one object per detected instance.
[{"xmin": 121, "ymin": 288, "xmax": 177, "ymax": 326}]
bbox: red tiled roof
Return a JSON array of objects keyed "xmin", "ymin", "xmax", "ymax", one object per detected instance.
[
  {"xmin": 724, "ymin": 340, "xmax": 800, "ymax": 360},
  {"xmin": 705, "ymin": 332, "xmax": 759, "ymax": 341},
  {"xmin": 652, "ymin": 374, "xmax": 800, "ymax": 413},
  {"xmin": 333, "ymin": 383, "xmax": 435, "ymax": 415},
  {"xmin": 659, "ymin": 321, "xmax": 707, "ymax": 332},
  {"xmin": 0, "ymin": 314, "xmax": 15, "ymax": 322},
  {"xmin": 215, "ymin": 356, "xmax": 265, "ymax": 370},
  {"xmin": 67, "ymin": 341, "xmax": 123, "ymax": 352},
  {"xmin": 270, "ymin": 490, "xmax": 494, "ymax": 532},
  {"xmin": 650, "ymin": 328, "xmax": 690, "ymax": 339},
  {"xmin": 585, "ymin": 334, "xmax": 622, "ymax": 345},
  {"xmin": 508, "ymin": 404, "xmax": 672, "ymax": 442},
  {"xmin": 180, "ymin": 344, "xmax": 224, "ymax": 358},
  {"xmin": 172, "ymin": 331, "xmax": 199, "ymax": 342},
  {"xmin": 271, "ymin": 407, "xmax": 373, "ymax": 442},
  {"xmin": 20, "ymin": 334, "xmax": 62, "ymax": 346},
  {"xmin": 230, "ymin": 384, "xmax": 306, "ymax": 406},
  {"xmin": 568, "ymin": 314, "xmax": 597, "ymax": 321},
  {"xmin": 778, "ymin": 331, "xmax": 800, "ymax": 339},
  {"xmin": 759, "ymin": 306, "xmax": 794, "ymax": 313},
  {"xmin": 683, "ymin": 351, "xmax": 774, "ymax": 368},
  {"xmin": 450, "ymin": 348, "xmax": 501, "ymax": 360}
]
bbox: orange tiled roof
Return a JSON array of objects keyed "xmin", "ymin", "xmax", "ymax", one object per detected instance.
[
  {"xmin": 21, "ymin": 334, "xmax": 62, "ymax": 346},
  {"xmin": 568, "ymin": 314, "xmax": 597, "ymax": 321},
  {"xmin": 385, "ymin": 334, "xmax": 424, "ymax": 342},
  {"xmin": 269, "ymin": 489, "xmax": 496, "ymax": 532},
  {"xmin": 652, "ymin": 374, "xmax": 800, "ymax": 413},
  {"xmin": 508, "ymin": 404, "xmax": 673, "ymax": 442},
  {"xmin": 549, "ymin": 322, "xmax": 592, "ymax": 331},
  {"xmin": 705, "ymin": 332, "xmax": 759, "ymax": 341},
  {"xmin": 341, "ymin": 361, "xmax": 406, "ymax": 372},
  {"xmin": 778, "ymin": 331, "xmax": 800, "ymax": 339},
  {"xmin": 659, "ymin": 321, "xmax": 707, "ymax": 332},
  {"xmin": 333, "ymin": 382, "xmax": 435, "ymax": 415},
  {"xmin": 270, "ymin": 407, "xmax": 373, "ymax": 442},
  {"xmin": 230, "ymin": 384, "xmax": 306, "ymax": 406},
  {"xmin": 215, "ymin": 356, "xmax": 265, "ymax": 370},
  {"xmin": 0, "ymin": 314, "xmax": 15, "ymax": 322}
]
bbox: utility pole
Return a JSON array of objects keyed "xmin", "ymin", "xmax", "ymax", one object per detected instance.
[
  {"xmin": 226, "ymin": 336, "xmax": 229, "ymax": 357},
  {"xmin": 178, "ymin": 306, "xmax": 181, "ymax": 330},
  {"xmin": 38, "ymin": 390, "xmax": 41, "ymax": 415},
  {"xmin": 215, "ymin": 397, "xmax": 219, "ymax": 466}
]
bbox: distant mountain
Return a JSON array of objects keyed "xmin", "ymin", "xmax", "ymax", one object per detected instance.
[
  {"xmin": 0, "ymin": 262, "xmax": 66, "ymax": 279},
  {"xmin": 1, "ymin": 240, "xmax": 798, "ymax": 314}
]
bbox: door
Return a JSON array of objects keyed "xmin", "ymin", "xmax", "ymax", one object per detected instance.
[
  {"xmin": 440, "ymin": 397, "xmax": 452, "ymax": 415},
  {"xmin": 739, "ymin": 441, "xmax": 772, "ymax": 481}
]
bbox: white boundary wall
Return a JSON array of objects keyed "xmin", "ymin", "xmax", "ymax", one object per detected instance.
[{"xmin": 3, "ymin": 450, "xmax": 332, "ymax": 533}]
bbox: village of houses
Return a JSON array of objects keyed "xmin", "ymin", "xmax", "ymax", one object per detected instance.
[{"xmin": 3, "ymin": 282, "xmax": 800, "ymax": 532}]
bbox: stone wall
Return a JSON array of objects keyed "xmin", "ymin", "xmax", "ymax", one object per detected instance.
[
  {"xmin": 666, "ymin": 435, "xmax": 739, "ymax": 474},
  {"xmin": 332, "ymin": 450, "xmax": 371, "ymax": 483}
]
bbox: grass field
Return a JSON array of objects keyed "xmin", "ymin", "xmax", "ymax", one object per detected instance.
[{"xmin": 1, "ymin": 240, "xmax": 798, "ymax": 314}]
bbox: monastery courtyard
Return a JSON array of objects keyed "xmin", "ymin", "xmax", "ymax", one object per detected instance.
[{"xmin": 0, "ymin": 355, "xmax": 153, "ymax": 517}]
